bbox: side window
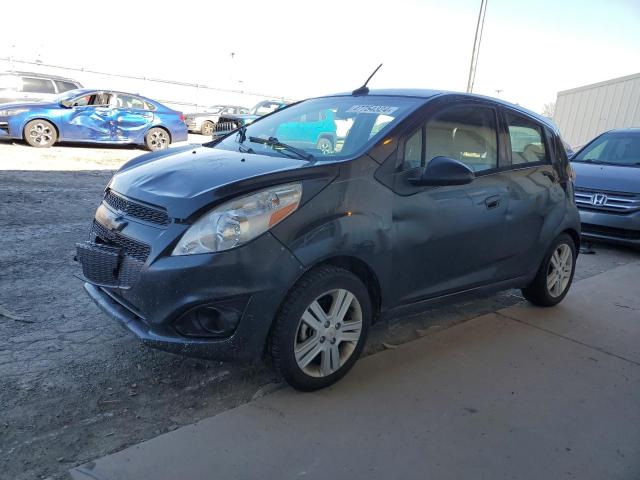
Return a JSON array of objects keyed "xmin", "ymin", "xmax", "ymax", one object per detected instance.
[
  {"xmin": 22, "ymin": 77, "xmax": 56, "ymax": 94},
  {"xmin": 90, "ymin": 93, "xmax": 111, "ymax": 106},
  {"xmin": 506, "ymin": 113, "xmax": 549, "ymax": 165},
  {"xmin": 424, "ymin": 105, "xmax": 498, "ymax": 172},
  {"xmin": 54, "ymin": 80, "xmax": 78, "ymax": 93},
  {"xmin": 403, "ymin": 129, "xmax": 423, "ymax": 170}
]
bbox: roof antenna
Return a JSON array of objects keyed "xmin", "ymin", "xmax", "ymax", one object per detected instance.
[{"xmin": 352, "ymin": 63, "xmax": 383, "ymax": 96}]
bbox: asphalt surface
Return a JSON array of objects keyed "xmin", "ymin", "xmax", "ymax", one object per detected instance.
[
  {"xmin": 1, "ymin": 139, "xmax": 639, "ymax": 479},
  {"xmin": 70, "ymin": 261, "xmax": 640, "ymax": 480}
]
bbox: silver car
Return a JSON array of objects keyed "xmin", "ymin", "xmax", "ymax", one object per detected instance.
[
  {"xmin": 0, "ymin": 71, "xmax": 82, "ymax": 104},
  {"xmin": 571, "ymin": 128, "xmax": 640, "ymax": 247},
  {"xmin": 184, "ymin": 105, "xmax": 250, "ymax": 135}
]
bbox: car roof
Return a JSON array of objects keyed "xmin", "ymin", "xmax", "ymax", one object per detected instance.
[
  {"xmin": 65, "ymin": 88, "xmax": 163, "ymax": 105},
  {"xmin": 325, "ymin": 88, "xmax": 555, "ymax": 130},
  {"xmin": 2, "ymin": 70, "xmax": 80, "ymax": 83}
]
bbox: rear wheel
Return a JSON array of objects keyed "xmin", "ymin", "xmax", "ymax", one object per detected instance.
[
  {"xmin": 269, "ymin": 266, "xmax": 371, "ymax": 391},
  {"xmin": 24, "ymin": 119, "xmax": 57, "ymax": 148},
  {"xmin": 201, "ymin": 121, "xmax": 214, "ymax": 136},
  {"xmin": 144, "ymin": 127, "xmax": 170, "ymax": 151},
  {"xmin": 522, "ymin": 233, "xmax": 576, "ymax": 306}
]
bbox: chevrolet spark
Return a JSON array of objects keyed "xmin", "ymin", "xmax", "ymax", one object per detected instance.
[{"xmin": 77, "ymin": 89, "xmax": 580, "ymax": 391}]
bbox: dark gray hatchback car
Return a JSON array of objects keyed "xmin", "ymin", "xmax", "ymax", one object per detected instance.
[{"xmin": 77, "ymin": 89, "xmax": 580, "ymax": 390}]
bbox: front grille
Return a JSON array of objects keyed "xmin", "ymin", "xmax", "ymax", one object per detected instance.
[
  {"xmin": 92, "ymin": 221, "xmax": 150, "ymax": 262},
  {"xmin": 212, "ymin": 120, "xmax": 239, "ymax": 133},
  {"xmin": 575, "ymin": 188, "xmax": 640, "ymax": 214},
  {"xmin": 104, "ymin": 190, "xmax": 170, "ymax": 226},
  {"xmin": 582, "ymin": 223, "xmax": 640, "ymax": 240}
]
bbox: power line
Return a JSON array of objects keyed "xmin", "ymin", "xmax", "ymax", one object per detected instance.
[{"xmin": 466, "ymin": 0, "xmax": 488, "ymax": 93}]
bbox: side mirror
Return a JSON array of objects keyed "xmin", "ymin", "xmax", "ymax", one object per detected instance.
[{"xmin": 408, "ymin": 156, "xmax": 475, "ymax": 186}]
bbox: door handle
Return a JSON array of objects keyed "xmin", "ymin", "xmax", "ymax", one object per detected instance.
[{"xmin": 484, "ymin": 195, "xmax": 501, "ymax": 210}]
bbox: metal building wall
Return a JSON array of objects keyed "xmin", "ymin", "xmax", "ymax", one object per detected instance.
[{"xmin": 553, "ymin": 72, "xmax": 640, "ymax": 148}]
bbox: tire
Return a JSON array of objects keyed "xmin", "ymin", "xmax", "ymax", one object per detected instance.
[
  {"xmin": 201, "ymin": 121, "xmax": 214, "ymax": 136},
  {"xmin": 522, "ymin": 233, "xmax": 577, "ymax": 307},
  {"xmin": 144, "ymin": 127, "xmax": 170, "ymax": 151},
  {"xmin": 317, "ymin": 137, "xmax": 334, "ymax": 155},
  {"xmin": 269, "ymin": 266, "xmax": 371, "ymax": 391},
  {"xmin": 24, "ymin": 119, "xmax": 57, "ymax": 148}
]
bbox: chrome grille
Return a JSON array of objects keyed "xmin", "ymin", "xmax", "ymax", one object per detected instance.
[
  {"xmin": 574, "ymin": 188, "xmax": 640, "ymax": 213},
  {"xmin": 104, "ymin": 190, "xmax": 170, "ymax": 226}
]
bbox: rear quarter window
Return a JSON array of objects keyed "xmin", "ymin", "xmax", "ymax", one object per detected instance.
[{"xmin": 54, "ymin": 80, "xmax": 79, "ymax": 93}]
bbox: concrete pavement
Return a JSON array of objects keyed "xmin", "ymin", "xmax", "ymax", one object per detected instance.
[{"xmin": 70, "ymin": 262, "xmax": 640, "ymax": 480}]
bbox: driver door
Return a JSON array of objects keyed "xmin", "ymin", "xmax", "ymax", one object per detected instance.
[
  {"xmin": 63, "ymin": 92, "xmax": 114, "ymax": 142},
  {"xmin": 390, "ymin": 101, "xmax": 510, "ymax": 306}
]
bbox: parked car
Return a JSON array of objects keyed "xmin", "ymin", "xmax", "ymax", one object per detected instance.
[
  {"xmin": 76, "ymin": 89, "xmax": 580, "ymax": 390},
  {"xmin": 0, "ymin": 89, "xmax": 187, "ymax": 150},
  {"xmin": 211, "ymin": 99, "xmax": 289, "ymax": 138},
  {"xmin": 0, "ymin": 71, "xmax": 82, "ymax": 104},
  {"xmin": 571, "ymin": 128, "xmax": 640, "ymax": 247},
  {"xmin": 185, "ymin": 105, "xmax": 250, "ymax": 135}
]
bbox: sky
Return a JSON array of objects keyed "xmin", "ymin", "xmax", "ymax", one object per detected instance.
[{"xmin": 2, "ymin": 0, "xmax": 639, "ymax": 113}]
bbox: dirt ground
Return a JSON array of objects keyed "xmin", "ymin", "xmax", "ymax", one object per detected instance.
[{"xmin": 1, "ymin": 138, "xmax": 638, "ymax": 480}]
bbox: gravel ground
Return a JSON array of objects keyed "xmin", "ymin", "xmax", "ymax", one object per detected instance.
[{"xmin": 1, "ymin": 139, "xmax": 638, "ymax": 480}]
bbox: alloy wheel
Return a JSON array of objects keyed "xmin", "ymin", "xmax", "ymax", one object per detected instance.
[
  {"xmin": 294, "ymin": 289, "xmax": 362, "ymax": 377},
  {"xmin": 546, "ymin": 243, "xmax": 573, "ymax": 297},
  {"xmin": 149, "ymin": 130, "xmax": 168, "ymax": 150},
  {"xmin": 28, "ymin": 122, "xmax": 53, "ymax": 146}
]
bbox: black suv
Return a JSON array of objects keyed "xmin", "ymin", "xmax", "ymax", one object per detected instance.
[{"xmin": 77, "ymin": 89, "xmax": 580, "ymax": 390}]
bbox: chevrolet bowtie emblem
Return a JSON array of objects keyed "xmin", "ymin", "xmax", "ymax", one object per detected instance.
[{"xmin": 96, "ymin": 204, "xmax": 128, "ymax": 232}]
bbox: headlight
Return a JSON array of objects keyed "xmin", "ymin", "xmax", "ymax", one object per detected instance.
[
  {"xmin": 0, "ymin": 108, "xmax": 28, "ymax": 116},
  {"xmin": 172, "ymin": 182, "xmax": 302, "ymax": 255}
]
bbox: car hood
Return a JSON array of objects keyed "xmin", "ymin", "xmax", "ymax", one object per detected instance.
[
  {"xmin": 572, "ymin": 162, "xmax": 640, "ymax": 193},
  {"xmin": 109, "ymin": 145, "xmax": 323, "ymax": 219},
  {"xmin": 0, "ymin": 101, "xmax": 59, "ymax": 109}
]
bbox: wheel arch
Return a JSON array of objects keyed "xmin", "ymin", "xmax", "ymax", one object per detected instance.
[
  {"xmin": 22, "ymin": 117, "xmax": 60, "ymax": 140},
  {"xmin": 146, "ymin": 125, "xmax": 172, "ymax": 143},
  {"xmin": 563, "ymin": 227, "xmax": 580, "ymax": 251}
]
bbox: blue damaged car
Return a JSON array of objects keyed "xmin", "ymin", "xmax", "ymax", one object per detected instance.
[{"xmin": 0, "ymin": 89, "xmax": 188, "ymax": 150}]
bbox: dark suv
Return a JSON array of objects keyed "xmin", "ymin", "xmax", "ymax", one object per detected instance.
[{"xmin": 77, "ymin": 89, "xmax": 580, "ymax": 390}]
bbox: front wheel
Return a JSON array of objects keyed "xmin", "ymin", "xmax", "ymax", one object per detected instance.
[
  {"xmin": 24, "ymin": 119, "xmax": 57, "ymax": 148},
  {"xmin": 269, "ymin": 266, "xmax": 371, "ymax": 391},
  {"xmin": 522, "ymin": 233, "xmax": 577, "ymax": 306},
  {"xmin": 144, "ymin": 127, "xmax": 170, "ymax": 151},
  {"xmin": 316, "ymin": 137, "xmax": 334, "ymax": 154}
]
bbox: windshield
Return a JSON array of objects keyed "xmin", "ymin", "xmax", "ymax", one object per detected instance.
[
  {"xmin": 50, "ymin": 89, "xmax": 87, "ymax": 103},
  {"xmin": 573, "ymin": 132, "xmax": 640, "ymax": 167},
  {"xmin": 212, "ymin": 96, "xmax": 425, "ymax": 160},
  {"xmin": 204, "ymin": 106, "xmax": 224, "ymax": 114}
]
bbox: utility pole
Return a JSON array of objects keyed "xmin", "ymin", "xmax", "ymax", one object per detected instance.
[{"xmin": 466, "ymin": 0, "xmax": 488, "ymax": 93}]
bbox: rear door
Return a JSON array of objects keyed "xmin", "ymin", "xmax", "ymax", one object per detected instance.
[
  {"xmin": 389, "ymin": 100, "xmax": 512, "ymax": 305},
  {"xmin": 111, "ymin": 94, "xmax": 155, "ymax": 143},
  {"xmin": 496, "ymin": 108, "xmax": 566, "ymax": 277}
]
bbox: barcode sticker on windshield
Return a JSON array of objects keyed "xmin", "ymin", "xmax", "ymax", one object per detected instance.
[{"xmin": 346, "ymin": 105, "xmax": 399, "ymax": 115}]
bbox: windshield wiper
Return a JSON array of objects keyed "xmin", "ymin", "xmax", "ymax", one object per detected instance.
[
  {"xmin": 575, "ymin": 158, "xmax": 616, "ymax": 165},
  {"xmin": 248, "ymin": 136, "xmax": 314, "ymax": 161}
]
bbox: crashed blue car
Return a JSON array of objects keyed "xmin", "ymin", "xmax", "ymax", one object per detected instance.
[{"xmin": 0, "ymin": 89, "xmax": 188, "ymax": 150}]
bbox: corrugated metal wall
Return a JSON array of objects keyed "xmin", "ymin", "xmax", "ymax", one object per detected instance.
[{"xmin": 554, "ymin": 72, "xmax": 640, "ymax": 148}]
